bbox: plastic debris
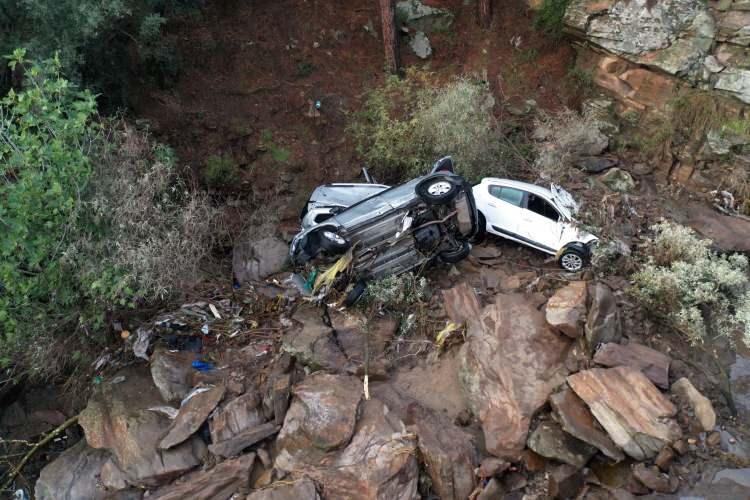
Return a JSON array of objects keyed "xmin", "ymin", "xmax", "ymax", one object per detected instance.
[
  {"xmin": 133, "ymin": 327, "xmax": 152, "ymax": 360},
  {"xmin": 93, "ymin": 375, "xmax": 103, "ymax": 385},
  {"xmin": 166, "ymin": 334, "xmax": 203, "ymax": 352},
  {"xmin": 148, "ymin": 406, "xmax": 179, "ymax": 419},
  {"xmin": 201, "ymin": 324, "xmax": 210, "ymax": 335},
  {"xmin": 14, "ymin": 489, "xmax": 30, "ymax": 500},
  {"xmin": 209, "ymin": 303, "xmax": 222, "ymax": 319},
  {"xmin": 192, "ymin": 360, "xmax": 214, "ymax": 372},
  {"xmin": 313, "ymin": 249, "xmax": 354, "ymax": 294},
  {"xmin": 435, "ymin": 322, "xmax": 463, "ymax": 351}
]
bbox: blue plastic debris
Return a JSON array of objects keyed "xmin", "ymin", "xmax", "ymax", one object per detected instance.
[{"xmin": 191, "ymin": 360, "xmax": 214, "ymax": 372}]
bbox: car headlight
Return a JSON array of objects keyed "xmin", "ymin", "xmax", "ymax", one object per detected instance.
[{"xmin": 322, "ymin": 231, "xmax": 346, "ymax": 246}]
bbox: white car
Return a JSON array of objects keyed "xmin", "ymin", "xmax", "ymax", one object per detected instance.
[{"xmin": 473, "ymin": 178, "xmax": 598, "ymax": 272}]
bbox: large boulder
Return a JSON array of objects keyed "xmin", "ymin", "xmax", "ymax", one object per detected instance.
[
  {"xmin": 545, "ymin": 281, "xmax": 588, "ymax": 338},
  {"xmin": 527, "ymin": 421, "xmax": 597, "ymax": 468},
  {"xmin": 210, "ymin": 391, "xmax": 265, "ymax": 443},
  {"xmin": 281, "ymin": 307, "xmax": 348, "ymax": 371},
  {"xmin": 233, "ymin": 236, "xmax": 289, "ymax": 284},
  {"xmin": 246, "ymin": 478, "xmax": 321, "ymax": 500},
  {"xmin": 459, "ymin": 293, "xmax": 571, "ymax": 459},
  {"xmin": 79, "ymin": 366, "xmax": 207, "ymax": 487},
  {"xmin": 150, "ymin": 348, "xmax": 196, "ymax": 403},
  {"xmin": 585, "ymin": 282, "xmax": 622, "ymax": 350},
  {"xmin": 567, "ymin": 367, "xmax": 682, "ymax": 460},
  {"xmin": 275, "ymin": 378, "xmax": 418, "ymax": 499},
  {"xmin": 35, "ymin": 440, "xmax": 110, "ymax": 500},
  {"xmin": 671, "ymin": 377, "xmax": 717, "ymax": 431},
  {"xmin": 564, "ymin": 0, "xmax": 715, "ymax": 76},
  {"xmin": 593, "ymin": 342, "xmax": 671, "ymax": 389},
  {"xmin": 160, "ymin": 384, "xmax": 226, "ymax": 449},
  {"xmin": 148, "ymin": 453, "xmax": 255, "ymax": 500}
]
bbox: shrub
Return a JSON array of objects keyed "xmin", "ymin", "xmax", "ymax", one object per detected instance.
[
  {"xmin": 532, "ymin": 108, "xmax": 606, "ymax": 179},
  {"xmin": 350, "ymin": 70, "xmax": 512, "ymax": 183},
  {"xmin": 631, "ymin": 221, "xmax": 750, "ymax": 346},
  {"xmin": 533, "ymin": 0, "xmax": 571, "ymax": 39},
  {"xmin": 363, "ymin": 272, "xmax": 429, "ymax": 311},
  {"xmin": 0, "ymin": 53, "xmax": 216, "ymax": 377},
  {"xmin": 204, "ymin": 154, "xmax": 239, "ymax": 187}
]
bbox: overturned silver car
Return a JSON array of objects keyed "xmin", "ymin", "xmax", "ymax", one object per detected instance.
[{"xmin": 290, "ymin": 157, "xmax": 478, "ymax": 299}]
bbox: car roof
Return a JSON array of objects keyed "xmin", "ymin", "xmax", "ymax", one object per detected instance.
[{"xmin": 479, "ymin": 178, "xmax": 553, "ymax": 200}]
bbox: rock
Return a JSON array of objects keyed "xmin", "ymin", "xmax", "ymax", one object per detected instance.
[
  {"xmin": 442, "ymin": 282, "xmax": 482, "ymax": 324},
  {"xmin": 548, "ymin": 464, "xmax": 585, "ymax": 499},
  {"xmin": 671, "ymin": 377, "xmax": 717, "ymax": 431},
  {"xmin": 275, "ymin": 373, "xmax": 362, "ymax": 464},
  {"xmin": 233, "ymin": 236, "xmax": 289, "ymax": 284},
  {"xmin": 35, "ymin": 440, "xmax": 109, "ymax": 500},
  {"xmin": 459, "ymin": 293, "xmax": 571, "ymax": 459},
  {"xmin": 477, "ymin": 457, "xmax": 509, "ymax": 479},
  {"xmin": 715, "ymin": 67, "xmax": 750, "ymax": 104},
  {"xmin": 730, "ymin": 355, "xmax": 750, "ymax": 422},
  {"xmin": 476, "ymin": 478, "xmax": 502, "ymax": 500},
  {"xmin": 372, "ymin": 383, "xmax": 477, "ymax": 500},
  {"xmin": 680, "ymin": 201, "xmax": 750, "ymax": 252},
  {"xmin": 567, "ymin": 367, "xmax": 682, "ymax": 461},
  {"xmin": 101, "ymin": 458, "xmax": 130, "ymax": 491},
  {"xmin": 409, "ymin": 31, "xmax": 432, "ymax": 58},
  {"xmin": 549, "ymin": 386, "xmax": 625, "ymax": 461},
  {"xmin": 564, "ymin": 0, "xmax": 715, "ymax": 76},
  {"xmin": 79, "ymin": 366, "xmax": 206, "ymax": 487},
  {"xmin": 593, "ymin": 343, "xmax": 671, "ymax": 389},
  {"xmin": 585, "ymin": 283, "xmax": 622, "ymax": 350},
  {"xmin": 599, "ymin": 168, "xmax": 635, "ymax": 193},
  {"xmin": 395, "ymin": 0, "xmax": 454, "ymax": 33},
  {"xmin": 160, "ymin": 384, "xmax": 225, "ymax": 449},
  {"xmin": 246, "ymin": 478, "xmax": 321, "ymax": 500},
  {"xmin": 527, "ymin": 421, "xmax": 598, "ymax": 468},
  {"xmin": 148, "ymin": 453, "xmax": 255, "ymax": 499},
  {"xmin": 706, "ymin": 430, "xmax": 722, "ymax": 447},
  {"xmin": 500, "ymin": 271, "xmax": 537, "ymax": 291},
  {"xmin": 209, "ymin": 422, "xmax": 281, "ymax": 458},
  {"xmin": 276, "ymin": 398, "xmax": 418, "ymax": 499},
  {"xmin": 267, "ymin": 373, "xmax": 292, "ymax": 425},
  {"xmin": 713, "ymin": 468, "xmax": 750, "ymax": 488},
  {"xmin": 721, "ymin": 430, "xmax": 750, "ymax": 460},
  {"xmin": 545, "ymin": 281, "xmax": 588, "ymax": 338},
  {"xmin": 282, "ymin": 307, "xmax": 348, "ymax": 371},
  {"xmin": 329, "ymin": 310, "xmax": 396, "ymax": 376},
  {"xmin": 654, "ymin": 445, "xmax": 675, "ymax": 471},
  {"xmin": 576, "ymin": 156, "xmax": 618, "ymax": 173},
  {"xmin": 632, "ymin": 463, "xmax": 678, "ymax": 493},
  {"xmin": 150, "ymin": 348, "xmax": 196, "ymax": 403},
  {"xmin": 210, "ymin": 391, "xmax": 264, "ymax": 443}
]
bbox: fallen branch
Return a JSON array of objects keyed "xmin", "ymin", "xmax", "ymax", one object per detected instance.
[{"xmin": 1, "ymin": 414, "xmax": 79, "ymax": 492}]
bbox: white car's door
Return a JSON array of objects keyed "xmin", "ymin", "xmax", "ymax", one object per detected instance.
[
  {"xmin": 519, "ymin": 193, "xmax": 563, "ymax": 254},
  {"xmin": 482, "ymin": 183, "xmax": 525, "ymax": 237}
]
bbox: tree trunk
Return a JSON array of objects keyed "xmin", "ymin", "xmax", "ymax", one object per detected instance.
[
  {"xmin": 479, "ymin": 0, "xmax": 492, "ymax": 28},
  {"xmin": 379, "ymin": 0, "xmax": 399, "ymax": 74}
]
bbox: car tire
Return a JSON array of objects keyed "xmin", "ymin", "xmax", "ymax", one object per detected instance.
[
  {"xmin": 416, "ymin": 176, "xmax": 459, "ymax": 205},
  {"xmin": 440, "ymin": 241, "xmax": 471, "ymax": 264},
  {"xmin": 559, "ymin": 247, "xmax": 586, "ymax": 272},
  {"xmin": 472, "ymin": 211, "xmax": 486, "ymax": 243},
  {"xmin": 317, "ymin": 227, "xmax": 350, "ymax": 253},
  {"xmin": 344, "ymin": 280, "xmax": 367, "ymax": 307}
]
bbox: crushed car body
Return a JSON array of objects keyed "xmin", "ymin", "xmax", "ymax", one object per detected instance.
[
  {"xmin": 290, "ymin": 157, "xmax": 478, "ymax": 301},
  {"xmin": 472, "ymin": 178, "xmax": 598, "ymax": 272}
]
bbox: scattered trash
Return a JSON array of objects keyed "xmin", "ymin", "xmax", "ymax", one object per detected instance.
[
  {"xmin": 192, "ymin": 360, "xmax": 214, "ymax": 372},
  {"xmin": 92, "ymin": 353, "xmax": 112, "ymax": 371},
  {"xmin": 13, "ymin": 489, "xmax": 29, "ymax": 500},
  {"xmin": 148, "ymin": 406, "xmax": 179, "ymax": 419},
  {"xmin": 435, "ymin": 322, "xmax": 463, "ymax": 351},
  {"xmin": 209, "ymin": 303, "xmax": 222, "ymax": 319},
  {"xmin": 201, "ymin": 324, "xmax": 210, "ymax": 335},
  {"xmin": 165, "ymin": 334, "xmax": 203, "ymax": 353},
  {"xmin": 120, "ymin": 330, "xmax": 131, "ymax": 340},
  {"xmin": 313, "ymin": 249, "xmax": 354, "ymax": 294},
  {"xmin": 111, "ymin": 375, "xmax": 126, "ymax": 385},
  {"xmin": 133, "ymin": 327, "xmax": 153, "ymax": 360},
  {"xmin": 93, "ymin": 375, "xmax": 103, "ymax": 385}
]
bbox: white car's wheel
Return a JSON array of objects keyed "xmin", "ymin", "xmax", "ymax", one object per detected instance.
[{"xmin": 559, "ymin": 248, "xmax": 585, "ymax": 272}]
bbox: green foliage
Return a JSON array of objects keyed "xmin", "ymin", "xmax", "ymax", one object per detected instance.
[
  {"xmin": 295, "ymin": 61, "xmax": 316, "ymax": 78},
  {"xmin": 260, "ymin": 130, "xmax": 291, "ymax": 164},
  {"xmin": 631, "ymin": 221, "xmax": 750, "ymax": 346},
  {"xmin": 566, "ymin": 66, "xmax": 594, "ymax": 95},
  {"xmin": 204, "ymin": 154, "xmax": 239, "ymax": 188},
  {"xmin": 533, "ymin": 0, "xmax": 571, "ymax": 39},
  {"xmin": 350, "ymin": 70, "xmax": 514, "ymax": 183},
  {"xmin": 0, "ymin": 54, "xmax": 216, "ymax": 376}
]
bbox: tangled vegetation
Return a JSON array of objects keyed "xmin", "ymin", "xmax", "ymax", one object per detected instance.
[
  {"xmin": 0, "ymin": 53, "xmax": 216, "ymax": 376},
  {"xmin": 631, "ymin": 221, "xmax": 750, "ymax": 346},
  {"xmin": 350, "ymin": 69, "xmax": 530, "ymax": 184},
  {"xmin": 533, "ymin": 0, "xmax": 571, "ymax": 39}
]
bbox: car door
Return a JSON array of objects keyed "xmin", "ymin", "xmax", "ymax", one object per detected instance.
[
  {"xmin": 483, "ymin": 184, "xmax": 525, "ymax": 237},
  {"xmin": 520, "ymin": 193, "xmax": 563, "ymax": 253}
]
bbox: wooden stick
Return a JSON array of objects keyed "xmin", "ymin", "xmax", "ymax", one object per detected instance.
[{"xmin": 1, "ymin": 414, "xmax": 79, "ymax": 492}]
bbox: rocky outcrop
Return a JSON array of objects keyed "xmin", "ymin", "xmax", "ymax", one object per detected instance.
[
  {"xmin": 545, "ymin": 281, "xmax": 588, "ymax": 338},
  {"xmin": 247, "ymin": 478, "xmax": 321, "ymax": 500},
  {"xmin": 282, "ymin": 307, "xmax": 348, "ymax": 371},
  {"xmin": 671, "ymin": 377, "xmax": 717, "ymax": 431},
  {"xmin": 148, "ymin": 453, "xmax": 255, "ymax": 499},
  {"xmin": 150, "ymin": 348, "xmax": 196, "ymax": 403},
  {"xmin": 460, "ymin": 293, "xmax": 571, "ymax": 459},
  {"xmin": 593, "ymin": 342, "xmax": 671, "ymax": 389},
  {"xmin": 210, "ymin": 391, "xmax": 265, "ymax": 443},
  {"xmin": 527, "ymin": 421, "xmax": 597, "ymax": 468},
  {"xmin": 567, "ymin": 367, "xmax": 682, "ymax": 461},
  {"xmin": 79, "ymin": 366, "xmax": 206, "ymax": 487},
  {"xmin": 233, "ymin": 236, "xmax": 289, "ymax": 284},
  {"xmin": 35, "ymin": 440, "xmax": 110, "ymax": 500},
  {"xmin": 585, "ymin": 282, "xmax": 622, "ymax": 349},
  {"xmin": 160, "ymin": 385, "xmax": 225, "ymax": 450}
]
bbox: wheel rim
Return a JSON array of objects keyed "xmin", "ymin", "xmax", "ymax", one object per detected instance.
[
  {"xmin": 427, "ymin": 181, "xmax": 452, "ymax": 196},
  {"xmin": 561, "ymin": 253, "xmax": 583, "ymax": 271}
]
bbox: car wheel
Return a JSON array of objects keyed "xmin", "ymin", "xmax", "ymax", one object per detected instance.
[
  {"xmin": 472, "ymin": 211, "xmax": 486, "ymax": 243},
  {"xmin": 440, "ymin": 241, "xmax": 471, "ymax": 264},
  {"xmin": 344, "ymin": 280, "xmax": 367, "ymax": 307},
  {"xmin": 559, "ymin": 247, "xmax": 585, "ymax": 272},
  {"xmin": 318, "ymin": 228, "xmax": 350, "ymax": 253},
  {"xmin": 416, "ymin": 176, "xmax": 459, "ymax": 205}
]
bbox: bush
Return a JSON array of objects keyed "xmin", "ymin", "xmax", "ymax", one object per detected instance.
[
  {"xmin": 204, "ymin": 154, "xmax": 239, "ymax": 188},
  {"xmin": 0, "ymin": 53, "xmax": 216, "ymax": 377},
  {"xmin": 631, "ymin": 221, "xmax": 750, "ymax": 346},
  {"xmin": 533, "ymin": 0, "xmax": 571, "ymax": 39},
  {"xmin": 350, "ymin": 70, "xmax": 514, "ymax": 183},
  {"xmin": 532, "ymin": 108, "xmax": 607, "ymax": 179}
]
